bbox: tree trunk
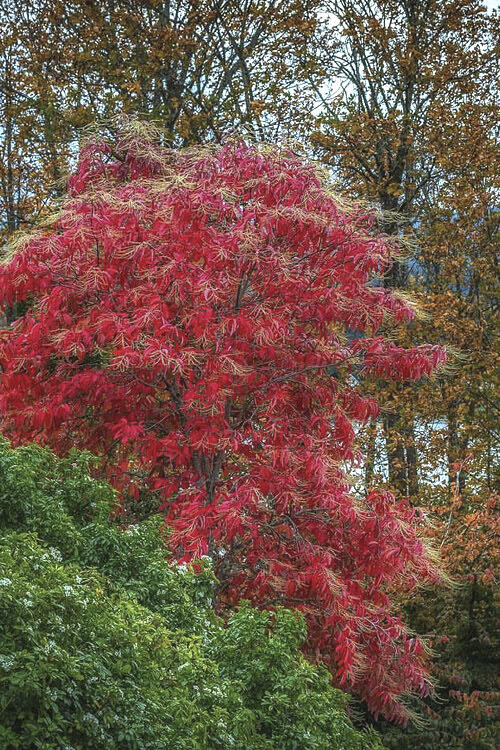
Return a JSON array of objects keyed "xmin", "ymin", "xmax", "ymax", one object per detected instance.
[
  {"xmin": 364, "ymin": 420, "xmax": 377, "ymax": 492},
  {"xmin": 384, "ymin": 411, "xmax": 408, "ymax": 497},
  {"xmin": 405, "ymin": 421, "xmax": 419, "ymax": 499}
]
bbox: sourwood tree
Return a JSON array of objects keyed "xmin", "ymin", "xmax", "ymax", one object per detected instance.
[{"xmin": 0, "ymin": 123, "xmax": 446, "ymax": 723}]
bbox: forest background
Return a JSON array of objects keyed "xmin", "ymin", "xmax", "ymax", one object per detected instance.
[{"xmin": 0, "ymin": 1, "xmax": 498, "ymax": 748}]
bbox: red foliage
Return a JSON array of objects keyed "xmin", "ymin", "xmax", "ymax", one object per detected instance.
[{"xmin": 0, "ymin": 128, "xmax": 446, "ymax": 722}]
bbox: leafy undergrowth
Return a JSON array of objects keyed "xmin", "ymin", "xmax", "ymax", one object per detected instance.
[{"xmin": 0, "ymin": 439, "xmax": 383, "ymax": 749}]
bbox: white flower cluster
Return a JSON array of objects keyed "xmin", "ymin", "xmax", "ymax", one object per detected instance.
[
  {"xmin": 0, "ymin": 654, "xmax": 15, "ymax": 670},
  {"xmin": 0, "ymin": 578, "xmax": 12, "ymax": 586},
  {"xmin": 124, "ymin": 524, "xmax": 140, "ymax": 536},
  {"xmin": 203, "ymin": 684, "xmax": 225, "ymax": 698},
  {"xmin": 82, "ymin": 712, "xmax": 99, "ymax": 725}
]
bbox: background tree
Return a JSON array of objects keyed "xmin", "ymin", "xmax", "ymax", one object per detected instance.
[
  {"xmin": 308, "ymin": 0, "xmax": 498, "ymax": 502},
  {"xmin": 0, "ymin": 0, "xmax": 318, "ymax": 241},
  {"xmin": 380, "ymin": 486, "xmax": 499, "ymax": 750}
]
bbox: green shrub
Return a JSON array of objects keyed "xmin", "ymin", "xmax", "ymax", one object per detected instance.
[{"xmin": 0, "ymin": 439, "xmax": 383, "ymax": 749}]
